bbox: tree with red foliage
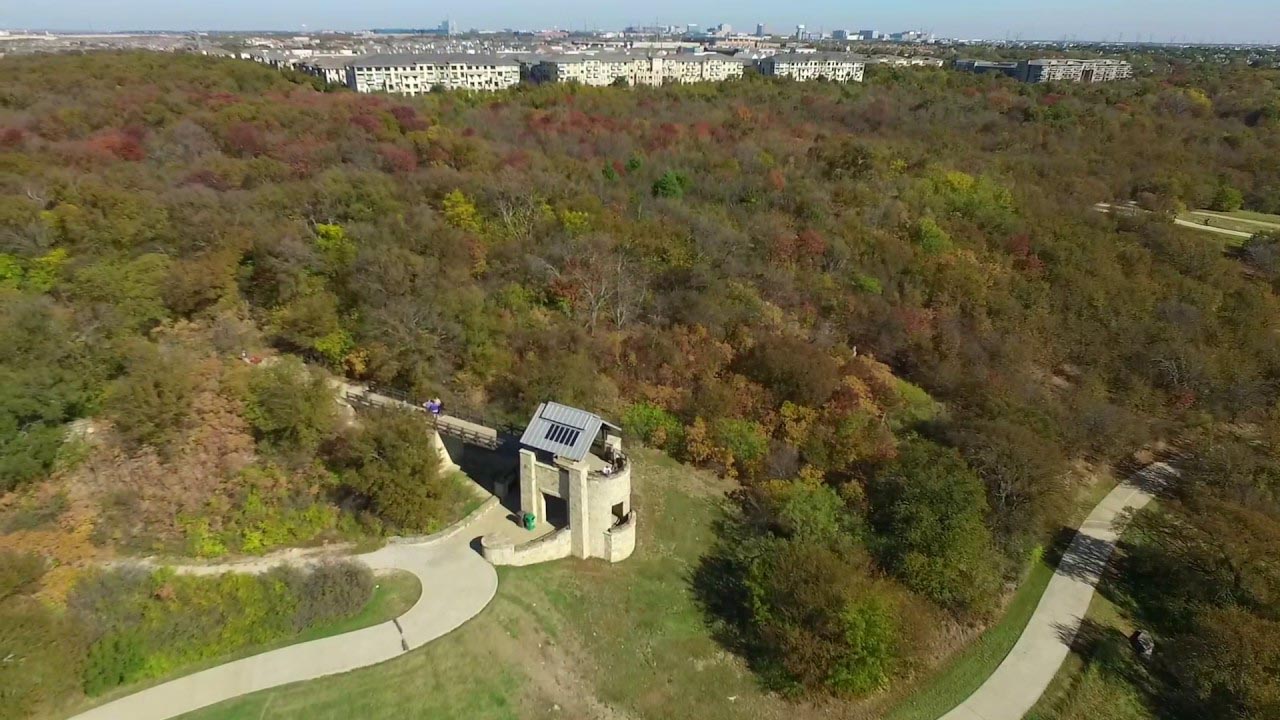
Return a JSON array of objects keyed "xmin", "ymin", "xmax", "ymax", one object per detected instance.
[{"xmin": 224, "ymin": 122, "xmax": 266, "ymax": 157}]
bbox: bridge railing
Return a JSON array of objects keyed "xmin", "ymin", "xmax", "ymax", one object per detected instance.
[
  {"xmin": 365, "ymin": 384, "xmax": 509, "ymax": 431},
  {"xmin": 345, "ymin": 389, "xmax": 501, "ymax": 450}
]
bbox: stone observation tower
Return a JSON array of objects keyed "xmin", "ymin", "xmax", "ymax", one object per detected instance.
[{"xmin": 482, "ymin": 402, "xmax": 636, "ymax": 564}]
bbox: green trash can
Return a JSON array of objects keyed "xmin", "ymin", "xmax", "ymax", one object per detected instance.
[{"xmin": 522, "ymin": 512, "xmax": 536, "ymax": 531}]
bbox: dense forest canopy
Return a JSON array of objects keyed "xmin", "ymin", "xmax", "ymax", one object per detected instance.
[{"xmin": 1, "ymin": 51, "xmax": 1280, "ymax": 716}]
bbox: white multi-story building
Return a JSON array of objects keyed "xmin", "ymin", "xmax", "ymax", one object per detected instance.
[
  {"xmin": 662, "ymin": 54, "xmax": 747, "ymax": 83},
  {"xmin": 345, "ymin": 53, "xmax": 520, "ymax": 94},
  {"xmin": 532, "ymin": 53, "xmax": 745, "ymax": 87},
  {"xmin": 865, "ymin": 54, "xmax": 945, "ymax": 68},
  {"xmin": 759, "ymin": 52, "xmax": 866, "ymax": 82},
  {"xmin": 297, "ymin": 55, "xmax": 355, "ymax": 85},
  {"xmin": 1022, "ymin": 58, "xmax": 1134, "ymax": 83},
  {"xmin": 532, "ymin": 54, "xmax": 647, "ymax": 86}
]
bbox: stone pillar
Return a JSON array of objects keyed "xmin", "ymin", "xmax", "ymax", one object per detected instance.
[
  {"xmin": 565, "ymin": 460, "xmax": 590, "ymax": 558},
  {"xmin": 431, "ymin": 430, "xmax": 460, "ymax": 473},
  {"xmin": 518, "ymin": 449, "xmax": 537, "ymax": 519}
]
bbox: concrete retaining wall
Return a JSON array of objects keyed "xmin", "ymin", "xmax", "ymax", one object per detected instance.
[
  {"xmin": 605, "ymin": 510, "xmax": 637, "ymax": 562},
  {"xmin": 481, "ymin": 527, "xmax": 572, "ymax": 566},
  {"xmin": 388, "ymin": 495, "xmax": 499, "ymax": 547}
]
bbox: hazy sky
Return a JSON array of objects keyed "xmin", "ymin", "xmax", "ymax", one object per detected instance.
[{"xmin": 7, "ymin": 0, "xmax": 1279, "ymax": 44}]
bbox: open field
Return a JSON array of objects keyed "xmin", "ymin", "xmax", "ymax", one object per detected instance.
[{"xmin": 180, "ymin": 449, "xmax": 806, "ymax": 720}]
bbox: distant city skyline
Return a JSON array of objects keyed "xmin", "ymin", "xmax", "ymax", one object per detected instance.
[{"xmin": 6, "ymin": 0, "xmax": 1279, "ymax": 45}]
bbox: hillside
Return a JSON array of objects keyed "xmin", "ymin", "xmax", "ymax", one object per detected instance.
[{"xmin": 1, "ymin": 52, "xmax": 1280, "ymax": 719}]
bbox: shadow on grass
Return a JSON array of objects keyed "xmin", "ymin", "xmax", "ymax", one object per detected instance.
[
  {"xmin": 1048, "ymin": 617, "xmax": 1173, "ymax": 718},
  {"xmin": 686, "ymin": 500, "xmax": 799, "ymax": 697}
]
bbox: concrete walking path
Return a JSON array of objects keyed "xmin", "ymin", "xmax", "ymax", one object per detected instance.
[
  {"xmin": 938, "ymin": 462, "xmax": 1175, "ymax": 720},
  {"xmin": 1093, "ymin": 202, "xmax": 1255, "ymax": 239},
  {"xmin": 1171, "ymin": 217, "xmax": 1253, "ymax": 239},
  {"xmin": 69, "ymin": 505, "xmax": 504, "ymax": 720}
]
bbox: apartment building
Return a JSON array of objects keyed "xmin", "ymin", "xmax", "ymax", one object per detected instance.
[
  {"xmin": 297, "ymin": 55, "xmax": 354, "ymax": 85},
  {"xmin": 758, "ymin": 52, "xmax": 866, "ymax": 82},
  {"xmin": 1023, "ymin": 58, "xmax": 1133, "ymax": 83},
  {"xmin": 954, "ymin": 59, "xmax": 1023, "ymax": 79},
  {"xmin": 662, "ymin": 54, "xmax": 747, "ymax": 83},
  {"xmin": 955, "ymin": 57, "xmax": 1133, "ymax": 83},
  {"xmin": 531, "ymin": 53, "xmax": 745, "ymax": 87},
  {"xmin": 345, "ymin": 53, "xmax": 519, "ymax": 94},
  {"xmin": 531, "ymin": 54, "xmax": 649, "ymax": 86},
  {"xmin": 866, "ymin": 54, "xmax": 945, "ymax": 68}
]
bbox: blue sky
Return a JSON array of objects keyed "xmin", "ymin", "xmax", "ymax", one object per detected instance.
[{"xmin": 7, "ymin": 0, "xmax": 1279, "ymax": 44}]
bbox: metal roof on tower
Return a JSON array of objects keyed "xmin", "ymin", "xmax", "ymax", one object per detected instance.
[{"xmin": 519, "ymin": 401, "xmax": 619, "ymax": 462}]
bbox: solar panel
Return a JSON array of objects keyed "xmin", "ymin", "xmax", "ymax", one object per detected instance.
[{"xmin": 544, "ymin": 423, "xmax": 581, "ymax": 448}]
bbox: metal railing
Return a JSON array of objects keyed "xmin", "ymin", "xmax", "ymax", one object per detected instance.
[{"xmin": 345, "ymin": 390, "xmax": 501, "ymax": 450}]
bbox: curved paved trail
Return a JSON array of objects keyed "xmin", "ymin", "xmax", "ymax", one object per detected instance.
[
  {"xmin": 70, "ymin": 506, "xmax": 503, "ymax": 720},
  {"xmin": 1171, "ymin": 217, "xmax": 1252, "ymax": 239},
  {"xmin": 938, "ymin": 462, "xmax": 1175, "ymax": 720}
]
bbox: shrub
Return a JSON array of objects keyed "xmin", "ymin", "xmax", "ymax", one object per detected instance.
[
  {"xmin": 743, "ymin": 537, "xmax": 932, "ymax": 697},
  {"xmin": 740, "ymin": 334, "xmax": 842, "ymax": 407},
  {"xmin": 103, "ymin": 343, "xmax": 196, "ymax": 450},
  {"xmin": 852, "ymin": 272, "xmax": 883, "ymax": 295},
  {"xmin": 0, "ymin": 553, "xmax": 87, "ymax": 719},
  {"xmin": 714, "ymin": 418, "xmax": 769, "ymax": 471},
  {"xmin": 72, "ymin": 562, "xmax": 372, "ymax": 695},
  {"xmin": 623, "ymin": 402, "xmax": 683, "ymax": 448},
  {"xmin": 0, "ymin": 596, "xmax": 89, "ymax": 719},
  {"xmin": 0, "ymin": 550, "xmax": 45, "ymax": 601},
  {"xmin": 243, "ymin": 357, "xmax": 337, "ymax": 457},
  {"xmin": 915, "ymin": 217, "xmax": 953, "ymax": 255},
  {"xmin": 82, "ymin": 630, "xmax": 147, "ymax": 696},
  {"xmin": 291, "ymin": 561, "xmax": 374, "ymax": 630},
  {"xmin": 1210, "ymin": 184, "xmax": 1245, "ymax": 212}
]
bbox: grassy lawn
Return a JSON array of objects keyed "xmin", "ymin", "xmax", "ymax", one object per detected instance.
[
  {"xmin": 1195, "ymin": 208, "xmax": 1280, "ymax": 227},
  {"xmin": 59, "ymin": 571, "xmax": 421, "ymax": 719},
  {"xmin": 1024, "ymin": 591, "xmax": 1154, "ymax": 720},
  {"xmin": 1176, "ymin": 209, "xmax": 1280, "ymax": 246}
]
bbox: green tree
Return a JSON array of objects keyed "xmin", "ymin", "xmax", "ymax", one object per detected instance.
[
  {"xmin": 243, "ymin": 357, "xmax": 337, "ymax": 457},
  {"xmin": 652, "ymin": 170, "xmax": 691, "ymax": 199},
  {"xmin": 441, "ymin": 189, "xmax": 483, "ymax": 234},
  {"xmin": 0, "ymin": 294, "xmax": 95, "ymax": 490},
  {"xmin": 1210, "ymin": 184, "xmax": 1245, "ymax": 212},
  {"xmin": 743, "ymin": 537, "xmax": 930, "ymax": 696},
  {"xmin": 868, "ymin": 439, "xmax": 1002, "ymax": 615},
  {"xmin": 67, "ymin": 253, "xmax": 172, "ymax": 334},
  {"xmin": 312, "ymin": 223, "xmax": 356, "ymax": 273},
  {"xmin": 103, "ymin": 343, "xmax": 196, "ymax": 450},
  {"xmin": 914, "ymin": 217, "xmax": 952, "ymax": 255},
  {"xmin": 337, "ymin": 408, "xmax": 465, "ymax": 532}
]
